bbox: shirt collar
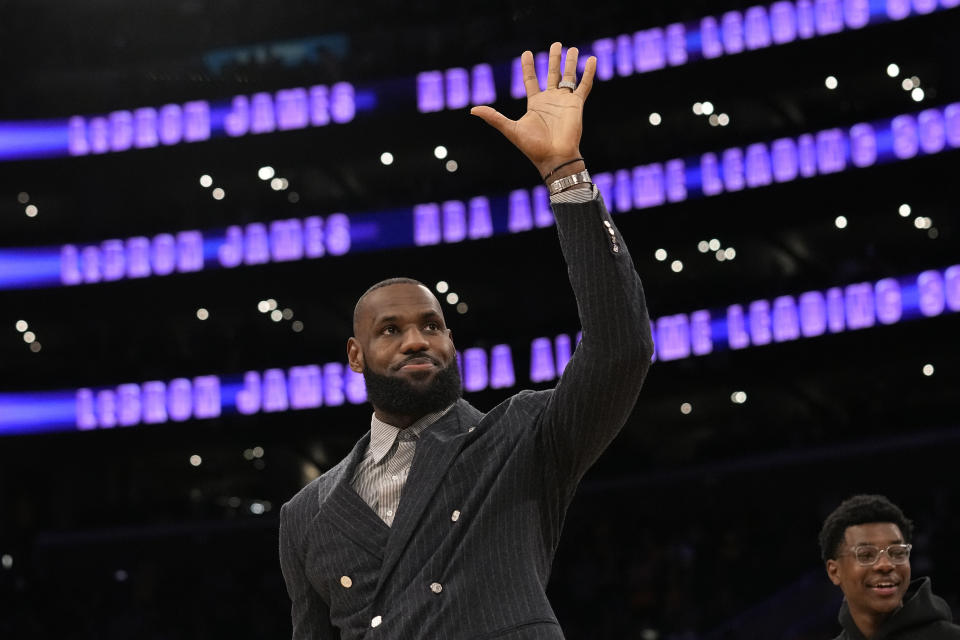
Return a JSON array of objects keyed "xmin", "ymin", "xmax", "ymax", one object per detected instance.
[{"xmin": 367, "ymin": 404, "xmax": 455, "ymax": 464}]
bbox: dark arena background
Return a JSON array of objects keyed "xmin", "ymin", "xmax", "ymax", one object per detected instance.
[{"xmin": 2, "ymin": 1, "xmax": 959, "ymax": 638}]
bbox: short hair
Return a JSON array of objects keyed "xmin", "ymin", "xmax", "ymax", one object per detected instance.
[
  {"xmin": 818, "ymin": 494, "xmax": 914, "ymax": 562},
  {"xmin": 352, "ymin": 277, "xmax": 427, "ymax": 334}
]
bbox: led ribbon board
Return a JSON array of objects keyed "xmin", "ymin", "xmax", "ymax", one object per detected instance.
[
  {"xmin": 1, "ymin": 264, "xmax": 957, "ymax": 436},
  {"xmin": 419, "ymin": 0, "xmax": 960, "ymax": 112},
  {"xmin": 1, "ymin": 102, "xmax": 957, "ymax": 291},
  {"xmin": 1, "ymin": 0, "xmax": 956, "ymax": 161}
]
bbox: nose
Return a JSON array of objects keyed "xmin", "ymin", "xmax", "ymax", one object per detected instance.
[
  {"xmin": 874, "ymin": 550, "xmax": 895, "ymax": 570},
  {"xmin": 400, "ymin": 326, "xmax": 430, "ymax": 352}
]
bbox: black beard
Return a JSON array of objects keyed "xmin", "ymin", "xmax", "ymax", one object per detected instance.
[{"xmin": 362, "ymin": 358, "xmax": 462, "ymax": 420}]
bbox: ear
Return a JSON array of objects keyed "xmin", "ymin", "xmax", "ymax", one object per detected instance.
[
  {"xmin": 826, "ymin": 559, "xmax": 842, "ymax": 586},
  {"xmin": 347, "ymin": 337, "xmax": 364, "ymax": 373}
]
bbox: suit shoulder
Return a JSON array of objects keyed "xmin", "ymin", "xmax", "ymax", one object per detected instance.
[{"xmin": 282, "ymin": 457, "xmax": 349, "ymax": 518}]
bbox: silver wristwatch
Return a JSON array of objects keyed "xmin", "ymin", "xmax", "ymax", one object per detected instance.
[{"xmin": 547, "ymin": 169, "xmax": 592, "ymax": 196}]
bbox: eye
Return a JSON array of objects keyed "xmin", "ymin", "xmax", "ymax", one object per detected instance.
[
  {"xmin": 381, "ymin": 325, "xmax": 398, "ymax": 335},
  {"xmin": 425, "ymin": 321, "xmax": 442, "ymax": 332}
]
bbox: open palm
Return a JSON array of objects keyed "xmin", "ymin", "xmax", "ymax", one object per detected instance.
[{"xmin": 471, "ymin": 43, "xmax": 597, "ymax": 178}]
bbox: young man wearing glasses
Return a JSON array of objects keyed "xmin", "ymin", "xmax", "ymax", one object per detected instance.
[{"xmin": 819, "ymin": 494, "xmax": 960, "ymax": 639}]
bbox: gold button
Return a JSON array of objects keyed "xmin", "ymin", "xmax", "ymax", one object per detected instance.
[
  {"xmin": 340, "ymin": 575, "xmax": 353, "ymax": 588},
  {"xmin": 371, "ymin": 615, "xmax": 382, "ymax": 628},
  {"xmin": 430, "ymin": 582, "xmax": 443, "ymax": 594},
  {"xmin": 451, "ymin": 510, "xmax": 460, "ymax": 522}
]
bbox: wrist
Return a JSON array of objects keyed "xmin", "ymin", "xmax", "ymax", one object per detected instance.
[
  {"xmin": 538, "ymin": 156, "xmax": 587, "ymax": 184},
  {"xmin": 538, "ymin": 155, "xmax": 585, "ymax": 181}
]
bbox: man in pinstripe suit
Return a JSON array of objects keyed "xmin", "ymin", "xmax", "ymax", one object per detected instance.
[{"xmin": 280, "ymin": 41, "xmax": 654, "ymax": 639}]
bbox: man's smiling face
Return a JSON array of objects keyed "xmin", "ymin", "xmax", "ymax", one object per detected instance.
[{"xmin": 827, "ymin": 522, "xmax": 911, "ymax": 624}]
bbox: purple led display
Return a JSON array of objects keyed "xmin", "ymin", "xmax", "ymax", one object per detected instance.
[
  {"xmin": 1, "ymin": 265, "xmax": 958, "ymax": 436},
  {"xmin": 2, "ymin": 103, "xmax": 959, "ymax": 292}
]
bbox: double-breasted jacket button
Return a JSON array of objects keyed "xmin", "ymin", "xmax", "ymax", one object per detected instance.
[
  {"xmin": 468, "ymin": 426, "xmax": 476, "ymax": 432},
  {"xmin": 340, "ymin": 575, "xmax": 353, "ymax": 588},
  {"xmin": 430, "ymin": 582, "xmax": 443, "ymax": 594},
  {"xmin": 451, "ymin": 510, "xmax": 460, "ymax": 522},
  {"xmin": 371, "ymin": 615, "xmax": 382, "ymax": 628}
]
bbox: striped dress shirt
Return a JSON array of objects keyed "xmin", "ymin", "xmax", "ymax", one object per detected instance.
[{"xmin": 350, "ymin": 406, "xmax": 452, "ymax": 526}]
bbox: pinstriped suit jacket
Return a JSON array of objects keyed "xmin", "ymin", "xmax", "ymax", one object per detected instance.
[{"xmin": 280, "ymin": 196, "xmax": 653, "ymax": 639}]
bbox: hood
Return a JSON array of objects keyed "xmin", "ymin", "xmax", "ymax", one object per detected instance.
[{"xmin": 838, "ymin": 577, "xmax": 955, "ymax": 639}]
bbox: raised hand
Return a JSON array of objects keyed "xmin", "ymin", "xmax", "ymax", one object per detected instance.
[{"xmin": 471, "ymin": 41, "xmax": 597, "ymax": 179}]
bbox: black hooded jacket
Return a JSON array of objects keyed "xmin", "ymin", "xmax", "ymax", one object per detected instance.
[{"xmin": 834, "ymin": 577, "xmax": 960, "ymax": 639}]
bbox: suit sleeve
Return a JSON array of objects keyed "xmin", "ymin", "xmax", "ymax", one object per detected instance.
[
  {"xmin": 537, "ymin": 191, "xmax": 653, "ymax": 493},
  {"xmin": 279, "ymin": 502, "xmax": 340, "ymax": 640}
]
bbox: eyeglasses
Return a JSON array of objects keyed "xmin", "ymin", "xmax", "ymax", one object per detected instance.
[{"xmin": 843, "ymin": 543, "xmax": 912, "ymax": 566}]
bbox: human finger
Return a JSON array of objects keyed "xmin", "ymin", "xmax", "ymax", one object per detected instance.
[
  {"xmin": 575, "ymin": 55, "xmax": 597, "ymax": 100},
  {"xmin": 520, "ymin": 50, "xmax": 540, "ymax": 98},
  {"xmin": 470, "ymin": 106, "xmax": 518, "ymax": 143},
  {"xmin": 561, "ymin": 46, "xmax": 579, "ymax": 89},
  {"xmin": 546, "ymin": 41, "xmax": 563, "ymax": 89}
]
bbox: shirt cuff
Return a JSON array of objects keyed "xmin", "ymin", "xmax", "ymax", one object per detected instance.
[{"xmin": 549, "ymin": 183, "xmax": 599, "ymax": 205}]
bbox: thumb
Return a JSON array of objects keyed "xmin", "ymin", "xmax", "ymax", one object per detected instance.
[{"xmin": 470, "ymin": 106, "xmax": 517, "ymax": 143}]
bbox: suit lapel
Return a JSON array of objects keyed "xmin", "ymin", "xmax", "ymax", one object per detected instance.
[
  {"xmin": 311, "ymin": 433, "xmax": 390, "ymax": 560},
  {"xmin": 374, "ymin": 400, "xmax": 483, "ymax": 593}
]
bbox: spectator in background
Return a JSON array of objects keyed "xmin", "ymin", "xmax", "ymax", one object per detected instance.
[{"xmin": 819, "ymin": 494, "xmax": 960, "ymax": 639}]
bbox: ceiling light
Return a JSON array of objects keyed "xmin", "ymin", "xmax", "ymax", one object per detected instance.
[
  {"xmin": 456, "ymin": 302, "xmax": 468, "ymax": 314},
  {"xmin": 697, "ymin": 241, "xmax": 709, "ymax": 253},
  {"xmin": 648, "ymin": 112, "xmax": 662, "ymax": 126},
  {"xmin": 199, "ymin": 174, "xmax": 213, "ymax": 187},
  {"xmin": 701, "ymin": 101, "xmax": 714, "ymax": 115},
  {"xmin": 212, "ymin": 188, "xmax": 225, "ymax": 200},
  {"xmin": 380, "ymin": 152, "xmax": 394, "ymax": 165},
  {"xmin": 445, "ymin": 160, "xmax": 459, "ymax": 172},
  {"xmin": 886, "ymin": 63, "xmax": 900, "ymax": 77},
  {"xmin": 911, "ymin": 87, "xmax": 925, "ymax": 102},
  {"xmin": 292, "ymin": 320, "xmax": 304, "ymax": 332},
  {"xmin": 901, "ymin": 78, "xmax": 913, "ymax": 91},
  {"xmin": 282, "ymin": 308, "xmax": 293, "ymax": 320},
  {"xmin": 434, "ymin": 145, "xmax": 448, "ymax": 159},
  {"xmin": 692, "ymin": 102, "xmax": 703, "ymax": 115},
  {"xmin": 258, "ymin": 166, "xmax": 275, "ymax": 180},
  {"xmin": 436, "ymin": 281, "xmax": 449, "ymax": 293},
  {"xmin": 670, "ymin": 260, "xmax": 683, "ymax": 273},
  {"xmin": 680, "ymin": 402, "xmax": 692, "ymax": 415},
  {"xmin": 717, "ymin": 113, "xmax": 730, "ymax": 126},
  {"xmin": 15, "ymin": 320, "xmax": 27, "ymax": 332},
  {"xmin": 715, "ymin": 250, "xmax": 726, "ymax": 262},
  {"xmin": 708, "ymin": 238, "xmax": 721, "ymax": 251},
  {"xmin": 708, "ymin": 114, "xmax": 720, "ymax": 126},
  {"xmin": 898, "ymin": 203, "xmax": 911, "ymax": 217},
  {"xmin": 29, "ymin": 342, "xmax": 41, "ymax": 353},
  {"xmin": 654, "ymin": 249, "xmax": 667, "ymax": 261},
  {"xmin": 835, "ymin": 215, "xmax": 848, "ymax": 229},
  {"xmin": 257, "ymin": 300, "xmax": 270, "ymax": 313},
  {"xmin": 23, "ymin": 331, "xmax": 36, "ymax": 343},
  {"xmin": 189, "ymin": 455, "xmax": 202, "ymax": 466},
  {"xmin": 196, "ymin": 308, "xmax": 209, "ymax": 320},
  {"xmin": 16, "ymin": 192, "xmax": 29, "ymax": 204},
  {"xmin": 25, "ymin": 205, "xmax": 38, "ymax": 217},
  {"xmin": 731, "ymin": 391, "xmax": 747, "ymax": 404},
  {"xmin": 922, "ymin": 364, "xmax": 934, "ymax": 376},
  {"xmin": 446, "ymin": 292, "xmax": 459, "ymax": 305},
  {"xmin": 270, "ymin": 309, "xmax": 283, "ymax": 322},
  {"xmin": 724, "ymin": 247, "xmax": 736, "ymax": 260},
  {"xmin": 825, "ymin": 75, "xmax": 838, "ymax": 89}
]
